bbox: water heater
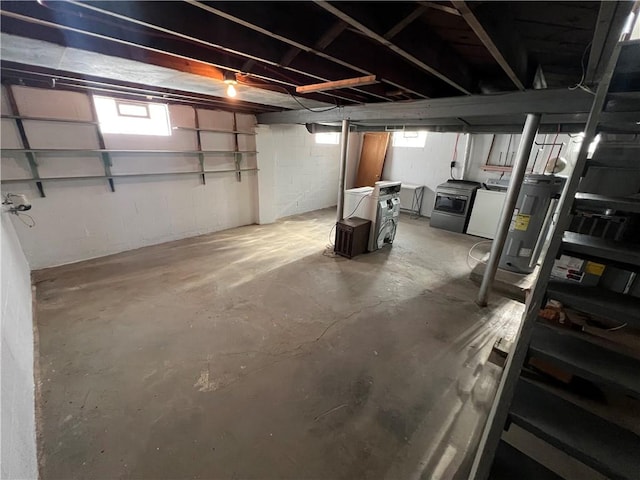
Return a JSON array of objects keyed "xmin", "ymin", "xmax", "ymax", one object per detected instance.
[{"xmin": 499, "ymin": 174, "xmax": 566, "ymax": 273}]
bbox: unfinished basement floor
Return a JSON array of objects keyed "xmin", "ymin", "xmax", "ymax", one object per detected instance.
[{"xmin": 33, "ymin": 208, "xmax": 522, "ymax": 480}]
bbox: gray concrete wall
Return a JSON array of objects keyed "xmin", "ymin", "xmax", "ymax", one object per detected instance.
[
  {"xmin": 1, "ymin": 85, "xmax": 259, "ymax": 269},
  {"xmin": 256, "ymin": 125, "xmax": 362, "ymax": 221},
  {"xmin": 0, "ymin": 213, "xmax": 37, "ymax": 480},
  {"xmin": 383, "ymin": 132, "xmax": 581, "ymax": 217}
]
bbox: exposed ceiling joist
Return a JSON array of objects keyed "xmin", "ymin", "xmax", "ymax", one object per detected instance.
[
  {"xmin": 383, "ymin": 5, "xmax": 427, "ymax": 40},
  {"xmin": 279, "ymin": 20, "xmax": 347, "ymax": 69},
  {"xmin": 314, "ymin": 1, "xmax": 472, "ymax": 95},
  {"xmin": 257, "ymin": 89, "xmax": 595, "ymax": 125},
  {"xmin": 64, "ymin": 0, "xmax": 371, "ymax": 105},
  {"xmin": 418, "ymin": 2, "xmax": 461, "ymax": 17},
  {"xmin": 452, "ymin": 1, "xmax": 526, "ymax": 91},
  {"xmin": 186, "ymin": 0, "xmax": 429, "ymax": 99}
]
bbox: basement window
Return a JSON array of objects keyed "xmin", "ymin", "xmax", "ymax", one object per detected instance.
[
  {"xmin": 315, "ymin": 132, "xmax": 340, "ymax": 145},
  {"xmin": 392, "ymin": 131, "xmax": 427, "ymax": 148},
  {"xmin": 93, "ymin": 96, "xmax": 171, "ymax": 136}
]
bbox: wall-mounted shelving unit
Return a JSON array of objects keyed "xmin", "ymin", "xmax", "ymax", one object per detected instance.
[{"xmin": 0, "ymin": 92, "xmax": 258, "ymax": 196}]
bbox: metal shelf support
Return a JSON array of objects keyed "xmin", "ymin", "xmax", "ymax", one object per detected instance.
[{"xmin": 4, "ymin": 85, "xmax": 46, "ymax": 197}]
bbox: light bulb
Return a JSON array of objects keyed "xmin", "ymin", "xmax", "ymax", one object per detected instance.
[{"xmin": 226, "ymin": 84, "xmax": 237, "ymax": 98}]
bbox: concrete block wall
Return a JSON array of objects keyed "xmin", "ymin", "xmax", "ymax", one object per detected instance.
[
  {"xmin": 256, "ymin": 125, "xmax": 362, "ymax": 222},
  {"xmin": 1, "ymin": 214, "xmax": 37, "ymax": 480},
  {"xmin": 1, "ymin": 85, "xmax": 259, "ymax": 269},
  {"xmin": 383, "ymin": 132, "xmax": 581, "ymax": 217}
]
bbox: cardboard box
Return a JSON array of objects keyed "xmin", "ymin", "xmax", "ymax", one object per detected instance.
[{"xmin": 550, "ymin": 255, "xmax": 605, "ymax": 286}]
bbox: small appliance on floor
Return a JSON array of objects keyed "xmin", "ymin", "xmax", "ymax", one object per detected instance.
[
  {"xmin": 430, "ymin": 180, "xmax": 481, "ymax": 233},
  {"xmin": 334, "ymin": 217, "xmax": 371, "ymax": 258}
]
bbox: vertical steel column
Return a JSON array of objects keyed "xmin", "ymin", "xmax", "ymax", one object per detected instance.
[
  {"xmin": 461, "ymin": 133, "xmax": 472, "ymax": 180},
  {"xmin": 336, "ymin": 119, "xmax": 350, "ymax": 222},
  {"xmin": 477, "ymin": 113, "xmax": 541, "ymax": 307}
]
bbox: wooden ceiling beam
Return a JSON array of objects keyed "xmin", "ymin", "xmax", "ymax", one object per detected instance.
[
  {"xmin": 314, "ymin": 1, "xmax": 472, "ymax": 94},
  {"xmin": 60, "ymin": 0, "xmax": 377, "ymax": 104},
  {"xmin": 279, "ymin": 20, "xmax": 347, "ymax": 68},
  {"xmin": 187, "ymin": 0, "xmax": 430, "ymax": 100},
  {"xmin": 383, "ymin": 5, "xmax": 427, "ymax": 40},
  {"xmin": 452, "ymin": 1, "xmax": 527, "ymax": 91},
  {"xmin": 418, "ymin": 2, "xmax": 461, "ymax": 17}
]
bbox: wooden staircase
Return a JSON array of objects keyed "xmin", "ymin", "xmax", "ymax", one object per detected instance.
[{"xmin": 470, "ymin": 39, "xmax": 640, "ymax": 480}]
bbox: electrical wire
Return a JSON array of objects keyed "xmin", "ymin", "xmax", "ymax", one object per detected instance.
[
  {"xmin": 569, "ymin": 40, "xmax": 595, "ymax": 95},
  {"xmin": 606, "ymin": 322, "xmax": 628, "ymax": 332},
  {"xmin": 268, "ymin": 84, "xmax": 341, "ymax": 113},
  {"xmin": 450, "ymin": 133, "xmax": 460, "ymax": 180},
  {"xmin": 15, "ymin": 212, "xmax": 36, "ymax": 228},
  {"xmin": 466, "ymin": 240, "xmax": 492, "ymax": 269},
  {"xmin": 466, "ymin": 239, "xmax": 529, "ymax": 276},
  {"xmin": 326, "ymin": 192, "xmax": 371, "ymax": 248}
]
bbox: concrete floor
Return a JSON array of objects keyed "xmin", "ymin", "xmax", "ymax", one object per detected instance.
[{"xmin": 33, "ymin": 208, "xmax": 522, "ymax": 480}]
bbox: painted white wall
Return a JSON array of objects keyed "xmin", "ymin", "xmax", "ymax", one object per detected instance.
[
  {"xmin": 1, "ymin": 213, "xmax": 38, "ymax": 480},
  {"xmin": 1, "ymin": 85, "xmax": 259, "ymax": 269},
  {"xmin": 256, "ymin": 125, "xmax": 362, "ymax": 221},
  {"xmin": 383, "ymin": 131, "xmax": 582, "ymax": 217}
]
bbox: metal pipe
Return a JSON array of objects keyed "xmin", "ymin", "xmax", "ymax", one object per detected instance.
[
  {"xmin": 460, "ymin": 133, "xmax": 472, "ymax": 180},
  {"xmin": 476, "ymin": 113, "xmax": 541, "ymax": 307},
  {"xmin": 336, "ymin": 119, "xmax": 350, "ymax": 222}
]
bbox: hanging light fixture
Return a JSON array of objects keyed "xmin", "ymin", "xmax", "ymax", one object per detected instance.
[{"xmin": 223, "ymin": 71, "xmax": 238, "ymax": 98}]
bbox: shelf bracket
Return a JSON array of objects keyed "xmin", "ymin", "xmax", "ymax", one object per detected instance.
[
  {"xmin": 194, "ymin": 110, "xmax": 206, "ymax": 185},
  {"xmin": 234, "ymin": 153, "xmax": 242, "ymax": 182},
  {"xmin": 26, "ymin": 152, "xmax": 45, "ymax": 198},
  {"xmin": 198, "ymin": 154, "xmax": 206, "ymax": 185},
  {"xmin": 5, "ymin": 85, "xmax": 45, "ymax": 197},
  {"xmin": 100, "ymin": 152, "xmax": 115, "ymax": 192},
  {"xmin": 233, "ymin": 113, "xmax": 242, "ymax": 182}
]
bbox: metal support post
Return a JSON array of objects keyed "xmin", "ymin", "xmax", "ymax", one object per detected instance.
[
  {"xmin": 100, "ymin": 153, "xmax": 115, "ymax": 192},
  {"xmin": 476, "ymin": 113, "xmax": 541, "ymax": 307},
  {"xmin": 461, "ymin": 133, "xmax": 472, "ymax": 179},
  {"xmin": 336, "ymin": 119, "xmax": 350, "ymax": 222}
]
